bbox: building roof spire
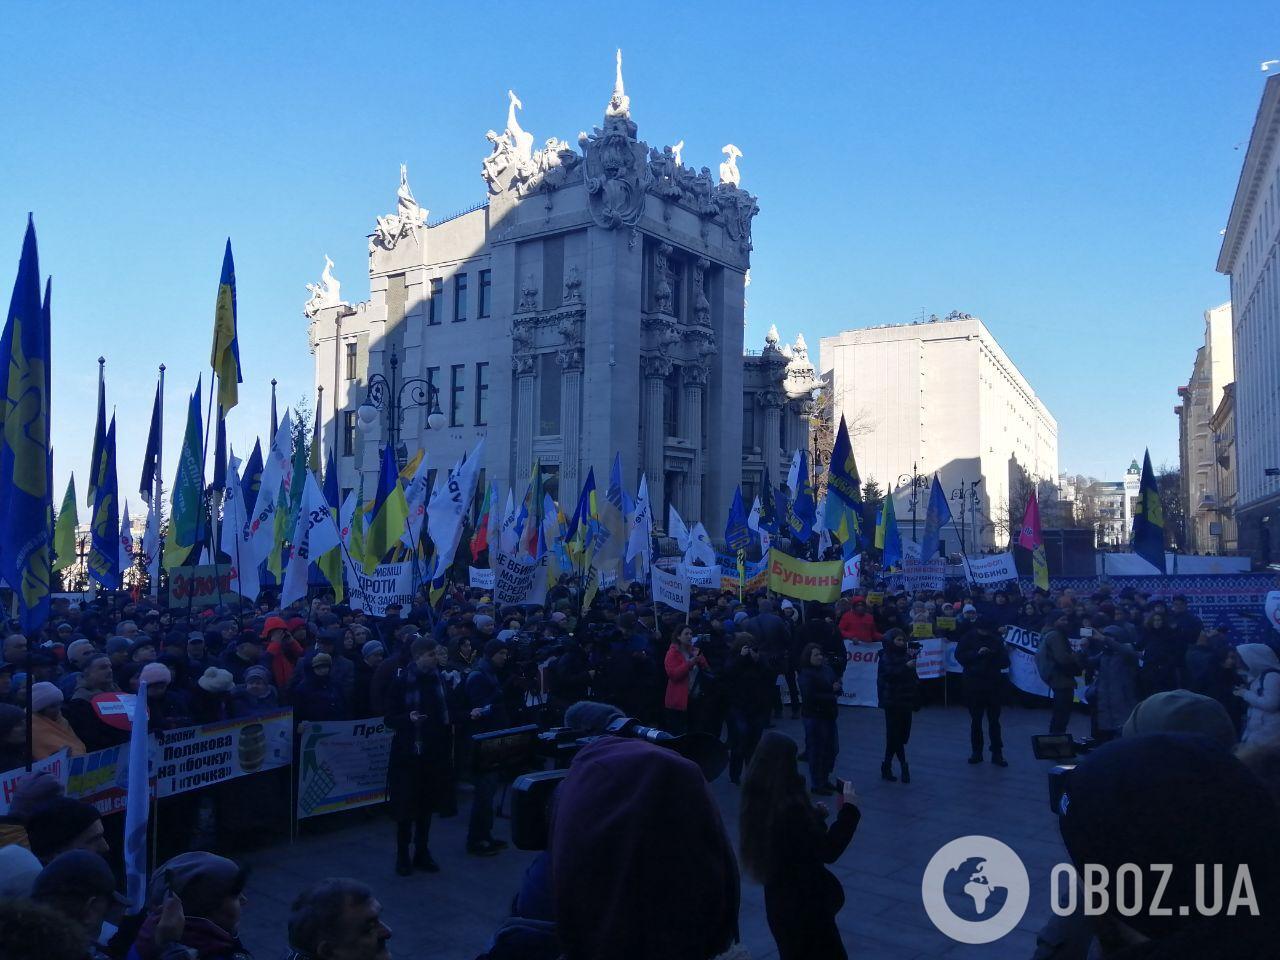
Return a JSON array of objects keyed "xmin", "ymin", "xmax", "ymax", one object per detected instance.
[{"xmin": 606, "ymin": 48, "xmax": 631, "ymax": 120}]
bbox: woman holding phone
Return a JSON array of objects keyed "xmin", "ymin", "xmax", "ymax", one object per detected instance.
[
  {"xmin": 739, "ymin": 730, "xmax": 861, "ymax": 960},
  {"xmin": 876, "ymin": 628, "xmax": 919, "ymax": 782}
]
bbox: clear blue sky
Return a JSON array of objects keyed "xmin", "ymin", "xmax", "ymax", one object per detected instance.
[{"xmin": 3, "ymin": 1, "xmax": 1277, "ymax": 508}]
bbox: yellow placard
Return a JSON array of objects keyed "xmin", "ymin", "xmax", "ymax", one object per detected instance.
[
  {"xmin": 912, "ymin": 622, "xmax": 934, "ymax": 638},
  {"xmin": 866, "ymin": 592, "xmax": 885, "ymax": 606},
  {"xmin": 767, "ymin": 552, "xmax": 843, "ymax": 602},
  {"xmin": 935, "ymin": 616, "xmax": 957, "ymax": 632}
]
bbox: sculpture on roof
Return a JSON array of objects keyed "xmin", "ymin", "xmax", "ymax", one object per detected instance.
[
  {"xmin": 719, "ymin": 144, "xmax": 742, "ymax": 187},
  {"xmin": 372, "ymin": 164, "xmax": 427, "ymax": 252},
  {"xmin": 304, "ymin": 255, "xmax": 344, "ymax": 318},
  {"xmin": 580, "ymin": 50, "xmax": 650, "ymax": 233}
]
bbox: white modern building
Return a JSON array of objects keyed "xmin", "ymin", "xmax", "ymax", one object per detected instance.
[
  {"xmin": 1217, "ymin": 72, "xmax": 1280, "ymax": 565},
  {"xmin": 1175, "ymin": 302, "xmax": 1234, "ymax": 554},
  {"xmin": 819, "ymin": 313, "xmax": 1058, "ymax": 549}
]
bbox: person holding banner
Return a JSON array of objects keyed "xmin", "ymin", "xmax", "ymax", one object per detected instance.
[
  {"xmin": 385, "ymin": 636, "xmax": 452, "ymax": 876},
  {"xmin": 876, "ymin": 629, "xmax": 918, "ymax": 783}
]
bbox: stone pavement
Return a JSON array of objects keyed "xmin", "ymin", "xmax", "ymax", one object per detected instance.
[{"xmin": 237, "ymin": 701, "xmax": 1087, "ymax": 959}]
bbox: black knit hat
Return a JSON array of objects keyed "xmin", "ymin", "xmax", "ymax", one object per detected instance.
[{"xmin": 25, "ymin": 799, "xmax": 101, "ymax": 862}]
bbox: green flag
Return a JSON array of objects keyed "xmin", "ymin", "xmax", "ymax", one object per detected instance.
[
  {"xmin": 165, "ymin": 380, "xmax": 204, "ymax": 569},
  {"xmin": 53, "ymin": 474, "xmax": 78, "ymax": 573}
]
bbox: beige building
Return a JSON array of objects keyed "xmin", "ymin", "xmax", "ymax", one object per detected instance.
[
  {"xmin": 1217, "ymin": 73, "xmax": 1280, "ymax": 565},
  {"xmin": 819, "ymin": 313, "xmax": 1058, "ymax": 549},
  {"xmin": 305, "ymin": 54, "xmax": 818, "ymax": 533},
  {"xmin": 1175, "ymin": 302, "xmax": 1234, "ymax": 554}
]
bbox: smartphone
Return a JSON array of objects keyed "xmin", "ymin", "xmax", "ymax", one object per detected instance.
[
  {"xmin": 1080, "ymin": 627, "xmax": 1094, "ymax": 638},
  {"xmin": 835, "ymin": 777, "xmax": 849, "ymax": 794}
]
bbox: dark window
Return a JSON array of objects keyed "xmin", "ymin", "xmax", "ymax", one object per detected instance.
[
  {"xmin": 742, "ymin": 399, "xmax": 755, "ymax": 452},
  {"xmin": 475, "ymin": 361, "xmax": 489, "ymax": 425},
  {"xmin": 428, "ymin": 279, "xmax": 442, "ymax": 325},
  {"xmin": 425, "ymin": 366, "xmax": 439, "ymax": 398},
  {"xmin": 345, "ymin": 342, "xmax": 357, "ymax": 381},
  {"xmin": 478, "ymin": 269, "xmax": 492, "ymax": 318},
  {"xmin": 671, "ymin": 264, "xmax": 683, "ymax": 320},
  {"xmin": 342, "ymin": 411, "xmax": 357, "ymax": 457},
  {"xmin": 539, "ymin": 353, "xmax": 561, "ymax": 435},
  {"xmin": 450, "ymin": 364, "xmax": 465, "ymax": 426},
  {"xmin": 663, "ymin": 380, "xmax": 678, "ymax": 438},
  {"xmin": 454, "ymin": 274, "xmax": 468, "ymax": 322}
]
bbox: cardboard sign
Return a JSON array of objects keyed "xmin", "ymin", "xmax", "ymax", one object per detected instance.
[
  {"xmin": 935, "ymin": 616, "xmax": 957, "ymax": 632},
  {"xmin": 866, "ymin": 592, "xmax": 885, "ymax": 607},
  {"xmin": 912, "ymin": 622, "xmax": 934, "ymax": 638},
  {"xmin": 652, "ymin": 566, "xmax": 691, "ymax": 613},
  {"xmin": 168, "ymin": 564, "xmax": 237, "ymax": 608},
  {"xmin": 468, "ymin": 567, "xmax": 496, "ymax": 590}
]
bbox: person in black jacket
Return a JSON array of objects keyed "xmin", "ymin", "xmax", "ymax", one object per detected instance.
[
  {"xmin": 954, "ymin": 623, "xmax": 1010, "ymax": 766},
  {"xmin": 798, "ymin": 643, "xmax": 842, "ymax": 794},
  {"xmin": 743, "ymin": 599, "xmax": 794, "ymax": 721},
  {"xmin": 722, "ymin": 633, "xmax": 775, "ymax": 784},
  {"xmin": 384, "ymin": 636, "xmax": 452, "ymax": 875},
  {"xmin": 463, "ymin": 638, "xmax": 511, "ymax": 857},
  {"xmin": 739, "ymin": 730, "xmax": 860, "ymax": 960},
  {"xmin": 876, "ymin": 629, "xmax": 919, "ymax": 783}
]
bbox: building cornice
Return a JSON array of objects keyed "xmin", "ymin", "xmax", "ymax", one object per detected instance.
[{"xmin": 1218, "ymin": 75, "xmax": 1280, "ymax": 275}]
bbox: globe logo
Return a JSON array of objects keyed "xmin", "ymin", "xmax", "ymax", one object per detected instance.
[{"xmin": 922, "ymin": 836, "xmax": 1030, "ymax": 944}]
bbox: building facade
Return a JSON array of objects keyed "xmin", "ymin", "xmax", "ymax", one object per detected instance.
[
  {"xmin": 1217, "ymin": 73, "xmax": 1280, "ymax": 566},
  {"xmin": 306, "ymin": 54, "xmax": 814, "ymax": 532},
  {"xmin": 818, "ymin": 313, "xmax": 1058, "ymax": 549},
  {"xmin": 1175, "ymin": 302, "xmax": 1234, "ymax": 554}
]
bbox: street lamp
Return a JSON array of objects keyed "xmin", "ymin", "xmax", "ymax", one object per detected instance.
[
  {"xmin": 949, "ymin": 479, "xmax": 981, "ymax": 554},
  {"xmin": 896, "ymin": 463, "xmax": 930, "ymax": 543},
  {"xmin": 358, "ymin": 351, "xmax": 445, "ymax": 466}
]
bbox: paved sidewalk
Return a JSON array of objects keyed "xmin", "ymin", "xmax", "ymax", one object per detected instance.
[{"xmin": 237, "ymin": 701, "xmax": 1085, "ymax": 959}]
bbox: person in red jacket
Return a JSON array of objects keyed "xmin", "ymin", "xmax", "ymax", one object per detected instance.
[
  {"xmin": 663, "ymin": 625, "xmax": 708, "ymax": 736},
  {"xmin": 262, "ymin": 617, "xmax": 304, "ymax": 691},
  {"xmin": 838, "ymin": 599, "xmax": 882, "ymax": 644}
]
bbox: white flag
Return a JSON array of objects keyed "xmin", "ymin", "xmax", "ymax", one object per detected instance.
[
  {"xmin": 427, "ymin": 439, "xmax": 485, "ymax": 580},
  {"xmin": 485, "ymin": 481, "xmax": 502, "ymax": 557},
  {"xmin": 124, "ymin": 681, "xmax": 150, "ymax": 911},
  {"xmin": 281, "ymin": 472, "xmax": 341, "ymax": 608},
  {"xmin": 400, "ymin": 453, "xmax": 432, "ymax": 549},
  {"xmin": 338, "ymin": 489, "xmax": 359, "ymax": 549},
  {"xmin": 667, "ymin": 503, "xmax": 690, "ymax": 552},
  {"xmin": 814, "ymin": 496, "xmax": 832, "ymax": 554},
  {"xmin": 626, "ymin": 474, "xmax": 653, "ymax": 564},
  {"xmin": 747, "ymin": 496, "xmax": 762, "ymax": 533},
  {"xmin": 141, "ymin": 500, "xmax": 160, "ymax": 596},
  {"xmin": 118, "ymin": 502, "xmax": 134, "ymax": 575},
  {"xmin": 245, "ymin": 411, "xmax": 294, "ymax": 567},
  {"xmin": 220, "ymin": 452, "xmax": 260, "ymax": 601},
  {"xmin": 786, "ymin": 449, "xmax": 802, "ymax": 494},
  {"xmin": 684, "ymin": 521, "xmax": 717, "ymax": 567},
  {"xmin": 497, "ymin": 489, "xmax": 519, "ymax": 557}
]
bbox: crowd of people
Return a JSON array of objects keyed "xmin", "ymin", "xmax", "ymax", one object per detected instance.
[{"xmin": 0, "ymin": 571, "xmax": 1278, "ymax": 958}]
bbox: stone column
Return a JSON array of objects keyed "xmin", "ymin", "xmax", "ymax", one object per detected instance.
[
  {"xmin": 683, "ymin": 363, "xmax": 708, "ymax": 522},
  {"xmin": 760, "ymin": 391, "xmax": 784, "ymax": 487},
  {"xmin": 514, "ymin": 356, "xmax": 536, "ymax": 480},
  {"xmin": 641, "ymin": 354, "xmax": 673, "ymax": 528},
  {"xmin": 558, "ymin": 346, "xmax": 584, "ymax": 499}
]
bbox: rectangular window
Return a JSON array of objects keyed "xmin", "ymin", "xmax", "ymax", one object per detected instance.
[
  {"xmin": 342, "ymin": 411, "xmax": 357, "ymax": 457},
  {"xmin": 425, "ymin": 366, "xmax": 439, "ymax": 398},
  {"xmin": 539, "ymin": 353, "xmax": 561, "ymax": 435},
  {"xmin": 454, "ymin": 274, "xmax": 468, "ymax": 322},
  {"xmin": 450, "ymin": 363, "xmax": 465, "ymax": 426},
  {"xmin": 478, "ymin": 269, "xmax": 492, "ymax": 318},
  {"xmin": 475, "ymin": 361, "xmax": 489, "ymax": 425},
  {"xmin": 344, "ymin": 342, "xmax": 357, "ymax": 381},
  {"xmin": 428, "ymin": 278, "xmax": 442, "ymax": 325},
  {"xmin": 742, "ymin": 399, "xmax": 755, "ymax": 452},
  {"xmin": 663, "ymin": 381, "xmax": 678, "ymax": 438}
]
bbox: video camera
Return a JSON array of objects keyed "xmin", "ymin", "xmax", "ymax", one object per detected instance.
[
  {"xmin": 506, "ymin": 701, "xmax": 728, "ymax": 851},
  {"xmin": 1031, "ymin": 734, "xmax": 1100, "ymax": 814}
]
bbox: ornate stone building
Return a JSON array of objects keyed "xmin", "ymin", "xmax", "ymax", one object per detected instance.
[{"xmin": 307, "ymin": 53, "xmax": 814, "ymax": 530}]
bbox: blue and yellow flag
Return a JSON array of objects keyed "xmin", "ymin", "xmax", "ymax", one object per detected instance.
[
  {"xmin": 87, "ymin": 364, "xmax": 106, "ymax": 507},
  {"xmin": 824, "ymin": 415, "xmax": 862, "ymax": 548},
  {"xmin": 1131, "ymin": 449, "xmax": 1166, "ymax": 574},
  {"xmin": 318, "ymin": 446, "xmax": 344, "ymax": 602},
  {"xmin": 0, "ymin": 216, "xmax": 54, "ymax": 629},
  {"xmin": 139, "ymin": 379, "xmax": 161, "ymax": 501},
  {"xmin": 724, "ymin": 484, "xmax": 751, "ymax": 552},
  {"xmin": 876, "ymin": 494, "xmax": 902, "ymax": 571},
  {"xmin": 210, "ymin": 240, "xmax": 242, "ymax": 413},
  {"xmin": 786, "ymin": 449, "xmax": 816, "ymax": 541},
  {"xmin": 53, "ymin": 474, "xmax": 78, "ymax": 574},
  {"xmin": 165, "ymin": 380, "xmax": 204, "ymax": 569},
  {"xmin": 240, "ymin": 438, "xmax": 263, "ymax": 511},
  {"xmin": 365, "ymin": 445, "xmax": 409, "ymax": 572},
  {"xmin": 920, "ymin": 475, "xmax": 953, "ymax": 561},
  {"xmin": 87, "ymin": 415, "xmax": 121, "ymax": 589}
]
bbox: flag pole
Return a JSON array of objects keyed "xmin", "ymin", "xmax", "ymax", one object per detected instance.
[{"xmin": 153, "ymin": 365, "xmax": 165, "ymax": 596}]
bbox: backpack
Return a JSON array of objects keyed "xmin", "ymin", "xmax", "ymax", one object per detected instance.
[{"xmin": 1035, "ymin": 634, "xmax": 1056, "ymax": 685}]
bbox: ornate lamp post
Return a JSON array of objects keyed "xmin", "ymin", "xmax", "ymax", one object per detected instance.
[
  {"xmin": 896, "ymin": 463, "xmax": 930, "ymax": 544},
  {"xmin": 949, "ymin": 479, "xmax": 982, "ymax": 554},
  {"xmin": 358, "ymin": 352, "xmax": 446, "ymax": 467}
]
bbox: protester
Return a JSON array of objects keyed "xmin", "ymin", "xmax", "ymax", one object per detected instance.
[
  {"xmin": 31, "ymin": 849, "xmax": 128, "ymax": 959},
  {"xmin": 954, "ymin": 623, "xmax": 1009, "ymax": 765},
  {"xmin": 62, "ymin": 653, "xmax": 128, "ymax": 751},
  {"xmin": 876, "ymin": 628, "xmax": 918, "ymax": 782},
  {"xmin": 25, "ymin": 798, "xmax": 109, "ymax": 864},
  {"xmin": 739, "ymin": 730, "xmax": 859, "ymax": 960},
  {"xmin": 1040, "ymin": 615, "xmax": 1081, "ymax": 736},
  {"xmin": 0, "ymin": 702, "xmax": 27, "ymax": 770},
  {"xmin": 662, "ymin": 625, "xmax": 708, "ymax": 736},
  {"xmin": 1138, "ymin": 610, "xmax": 1180, "ymax": 696},
  {"xmin": 722, "ymin": 633, "xmax": 773, "ymax": 785},
  {"xmin": 0, "ymin": 899, "xmax": 91, "ymax": 960},
  {"xmin": 29, "ymin": 681, "xmax": 87, "ymax": 759},
  {"xmin": 229, "ymin": 666, "xmax": 278, "ymax": 718},
  {"xmin": 1084, "ymin": 625, "xmax": 1139, "ymax": 742},
  {"xmin": 286, "ymin": 878, "xmax": 392, "ymax": 960},
  {"xmin": 1234, "ymin": 643, "xmax": 1280, "ymax": 742},
  {"xmin": 129, "ymin": 852, "xmax": 251, "ymax": 960},
  {"xmin": 797, "ymin": 642, "xmax": 841, "ymax": 793},
  {"xmin": 384, "ymin": 637, "xmax": 451, "ymax": 875},
  {"xmin": 293, "ymin": 654, "xmax": 349, "ymax": 725},
  {"xmin": 464, "ymin": 638, "xmax": 511, "ymax": 856}
]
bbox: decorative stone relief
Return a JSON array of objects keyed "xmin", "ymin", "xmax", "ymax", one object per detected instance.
[
  {"xmin": 684, "ymin": 362, "xmax": 710, "ymax": 387},
  {"xmin": 579, "ymin": 50, "xmax": 651, "ymax": 234},
  {"xmin": 757, "ymin": 389, "xmax": 786, "ymax": 410},
  {"xmin": 516, "ymin": 274, "xmax": 539, "ymax": 314},
  {"xmin": 640, "ymin": 353, "xmax": 674, "ymax": 379},
  {"xmin": 563, "ymin": 265, "xmax": 583, "ymax": 304},
  {"xmin": 303, "ymin": 255, "xmax": 344, "ymax": 319},
  {"xmin": 654, "ymin": 243, "xmax": 673, "ymax": 314},
  {"xmin": 371, "ymin": 165, "xmax": 427, "ymax": 252},
  {"xmin": 512, "ymin": 354, "xmax": 536, "ymax": 375},
  {"xmin": 642, "ymin": 313, "xmax": 680, "ymax": 350},
  {"xmin": 715, "ymin": 182, "xmax": 760, "ymax": 255},
  {"xmin": 556, "ymin": 346, "xmax": 584, "ymax": 371},
  {"xmin": 692, "ymin": 258, "xmax": 711, "ymax": 326}
]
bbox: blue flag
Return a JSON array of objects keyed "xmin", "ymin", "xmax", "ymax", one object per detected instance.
[
  {"xmin": 758, "ymin": 468, "xmax": 780, "ymax": 535},
  {"xmin": 87, "ymin": 416, "xmax": 121, "ymax": 589},
  {"xmin": 240, "ymin": 438, "xmax": 263, "ymax": 510},
  {"xmin": 725, "ymin": 484, "xmax": 751, "ymax": 551},
  {"xmin": 1131, "ymin": 449, "xmax": 1166, "ymax": 574},
  {"xmin": 786, "ymin": 449, "xmax": 815, "ymax": 541},
  {"xmin": 210, "ymin": 408, "xmax": 227, "ymax": 492},
  {"xmin": 878, "ymin": 495, "xmax": 903, "ymax": 571},
  {"xmin": 139, "ymin": 379, "xmax": 161, "ymax": 500},
  {"xmin": 0, "ymin": 216, "xmax": 54, "ymax": 629},
  {"xmin": 323, "ymin": 445, "xmax": 340, "ymax": 510},
  {"xmin": 920, "ymin": 475, "xmax": 952, "ymax": 561}
]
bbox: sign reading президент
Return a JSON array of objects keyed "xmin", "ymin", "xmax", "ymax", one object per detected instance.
[{"xmin": 767, "ymin": 551, "xmax": 843, "ymax": 602}]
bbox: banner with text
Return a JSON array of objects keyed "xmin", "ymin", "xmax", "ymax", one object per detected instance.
[
  {"xmin": 652, "ymin": 565, "xmax": 691, "ymax": 612},
  {"xmin": 168, "ymin": 564, "xmax": 239, "ymax": 608},
  {"xmin": 493, "ymin": 552, "xmax": 537, "ymax": 606},
  {"xmin": 842, "ymin": 555, "xmax": 863, "ymax": 592},
  {"xmin": 768, "ymin": 552, "xmax": 843, "ymax": 602},
  {"xmin": 716, "ymin": 553, "xmax": 770, "ymax": 594},
  {"xmin": 964, "ymin": 553, "xmax": 1019, "ymax": 585},
  {"xmin": 678, "ymin": 563, "xmax": 721, "ymax": 590},
  {"xmin": 153, "ymin": 709, "xmax": 293, "ymax": 798},
  {"xmin": 345, "ymin": 561, "xmax": 417, "ymax": 617},
  {"xmin": 296, "ymin": 718, "xmax": 395, "ymax": 819},
  {"xmin": 901, "ymin": 559, "xmax": 947, "ymax": 593},
  {"xmin": 839, "ymin": 640, "xmax": 880, "ymax": 707},
  {"xmin": 0, "ymin": 750, "xmax": 70, "ymax": 814},
  {"xmin": 468, "ymin": 566, "xmax": 495, "ymax": 591}
]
